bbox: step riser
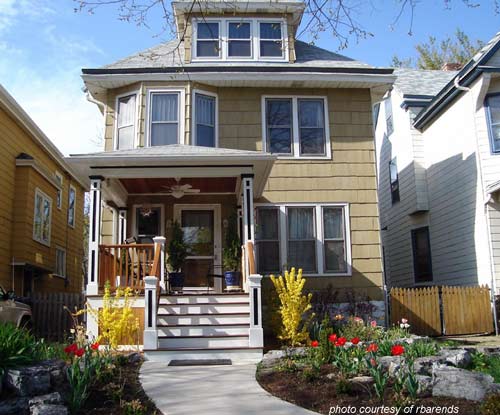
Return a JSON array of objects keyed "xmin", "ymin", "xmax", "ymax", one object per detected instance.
[
  {"xmin": 144, "ymin": 349, "xmax": 263, "ymax": 364},
  {"xmin": 158, "ymin": 304, "xmax": 250, "ymax": 315},
  {"xmin": 159, "ymin": 336, "xmax": 249, "ymax": 348},
  {"xmin": 157, "ymin": 315, "xmax": 250, "ymax": 325},
  {"xmin": 160, "ymin": 295, "xmax": 249, "ymax": 305},
  {"xmin": 159, "ymin": 326, "xmax": 249, "ymax": 337}
]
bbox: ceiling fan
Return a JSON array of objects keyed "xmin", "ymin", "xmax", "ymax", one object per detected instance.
[{"xmin": 159, "ymin": 178, "xmax": 200, "ymax": 199}]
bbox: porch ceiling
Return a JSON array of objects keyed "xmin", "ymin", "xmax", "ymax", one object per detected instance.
[{"xmin": 120, "ymin": 177, "xmax": 237, "ymax": 194}]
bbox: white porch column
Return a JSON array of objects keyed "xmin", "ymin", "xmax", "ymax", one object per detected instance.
[
  {"xmin": 87, "ymin": 176, "xmax": 103, "ymax": 295},
  {"xmin": 118, "ymin": 208, "xmax": 128, "ymax": 243},
  {"xmin": 241, "ymin": 174, "xmax": 255, "ymax": 244},
  {"xmin": 248, "ymin": 274, "xmax": 263, "ymax": 347},
  {"xmin": 144, "ymin": 276, "xmax": 158, "ymax": 350},
  {"xmin": 153, "ymin": 236, "xmax": 166, "ymax": 292}
]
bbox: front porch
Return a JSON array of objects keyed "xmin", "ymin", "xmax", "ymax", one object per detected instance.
[{"xmin": 69, "ymin": 145, "xmax": 275, "ymax": 361}]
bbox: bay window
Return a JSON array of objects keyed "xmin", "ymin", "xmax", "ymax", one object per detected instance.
[
  {"xmin": 116, "ymin": 94, "xmax": 136, "ymax": 149},
  {"xmin": 33, "ymin": 188, "xmax": 52, "ymax": 246},
  {"xmin": 149, "ymin": 92, "xmax": 180, "ymax": 146},
  {"xmin": 485, "ymin": 93, "xmax": 500, "ymax": 154},
  {"xmin": 255, "ymin": 204, "xmax": 350, "ymax": 275},
  {"xmin": 264, "ymin": 96, "xmax": 330, "ymax": 158},
  {"xmin": 194, "ymin": 92, "xmax": 216, "ymax": 147}
]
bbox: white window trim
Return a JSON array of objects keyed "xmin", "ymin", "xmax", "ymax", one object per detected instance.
[
  {"xmin": 192, "ymin": 89, "xmax": 219, "ymax": 147},
  {"xmin": 54, "ymin": 171, "xmax": 63, "ymax": 210},
  {"xmin": 114, "ymin": 91, "xmax": 140, "ymax": 150},
  {"xmin": 145, "ymin": 88, "xmax": 186, "ymax": 147},
  {"xmin": 55, "ymin": 246, "xmax": 67, "ymax": 278},
  {"xmin": 261, "ymin": 95, "xmax": 332, "ymax": 159},
  {"xmin": 33, "ymin": 188, "xmax": 52, "ymax": 247},
  {"xmin": 255, "ymin": 202, "xmax": 352, "ymax": 276},
  {"xmin": 68, "ymin": 185, "xmax": 76, "ymax": 229},
  {"xmin": 192, "ymin": 17, "xmax": 288, "ymax": 62}
]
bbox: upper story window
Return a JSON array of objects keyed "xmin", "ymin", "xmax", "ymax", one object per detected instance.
[
  {"xmin": 485, "ymin": 93, "xmax": 500, "ymax": 154},
  {"xmin": 194, "ymin": 91, "xmax": 217, "ymax": 147},
  {"xmin": 263, "ymin": 96, "xmax": 330, "ymax": 158},
  {"xmin": 55, "ymin": 247, "xmax": 66, "ymax": 278},
  {"xmin": 116, "ymin": 94, "xmax": 137, "ymax": 150},
  {"xmin": 148, "ymin": 91, "xmax": 184, "ymax": 146},
  {"xmin": 385, "ymin": 97, "xmax": 394, "ymax": 136},
  {"xmin": 193, "ymin": 18, "xmax": 287, "ymax": 62},
  {"xmin": 54, "ymin": 171, "xmax": 63, "ymax": 209},
  {"xmin": 68, "ymin": 185, "xmax": 76, "ymax": 228},
  {"xmin": 33, "ymin": 188, "xmax": 52, "ymax": 246},
  {"xmin": 389, "ymin": 158, "xmax": 400, "ymax": 204}
]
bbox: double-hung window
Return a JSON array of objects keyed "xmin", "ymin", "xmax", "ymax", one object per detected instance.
[
  {"xmin": 55, "ymin": 247, "xmax": 66, "ymax": 277},
  {"xmin": 116, "ymin": 94, "xmax": 136, "ymax": 149},
  {"xmin": 54, "ymin": 172, "xmax": 63, "ymax": 209},
  {"xmin": 485, "ymin": 94, "xmax": 500, "ymax": 154},
  {"xmin": 68, "ymin": 185, "xmax": 76, "ymax": 228},
  {"xmin": 389, "ymin": 158, "xmax": 400, "ymax": 204},
  {"xmin": 255, "ymin": 208, "xmax": 280, "ymax": 273},
  {"xmin": 259, "ymin": 22, "xmax": 283, "ymax": 58},
  {"xmin": 194, "ymin": 92, "xmax": 216, "ymax": 147},
  {"xmin": 385, "ymin": 97, "xmax": 394, "ymax": 136},
  {"xmin": 264, "ymin": 96, "xmax": 329, "ymax": 157},
  {"xmin": 411, "ymin": 227, "xmax": 433, "ymax": 283},
  {"xmin": 149, "ymin": 92, "xmax": 180, "ymax": 146},
  {"xmin": 33, "ymin": 189, "xmax": 52, "ymax": 246},
  {"xmin": 196, "ymin": 22, "xmax": 220, "ymax": 58},
  {"xmin": 255, "ymin": 204, "xmax": 350, "ymax": 275},
  {"xmin": 228, "ymin": 22, "xmax": 252, "ymax": 57}
]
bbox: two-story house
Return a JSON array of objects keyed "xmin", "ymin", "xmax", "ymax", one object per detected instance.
[
  {"xmin": 375, "ymin": 32, "xmax": 500, "ymax": 297},
  {"xmin": 68, "ymin": 0, "xmax": 394, "ymax": 362},
  {"xmin": 0, "ymin": 85, "xmax": 86, "ymax": 296}
]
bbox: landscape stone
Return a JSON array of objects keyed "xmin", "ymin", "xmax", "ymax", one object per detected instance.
[
  {"xmin": 432, "ymin": 363, "xmax": 497, "ymax": 401},
  {"xmin": 5, "ymin": 365, "xmax": 51, "ymax": 397},
  {"xmin": 29, "ymin": 392, "xmax": 63, "ymax": 407},
  {"xmin": 261, "ymin": 350, "xmax": 286, "ymax": 368},
  {"xmin": 437, "ymin": 348, "xmax": 472, "ymax": 368},
  {"xmin": 127, "ymin": 352, "xmax": 142, "ymax": 364},
  {"xmin": 416, "ymin": 375, "xmax": 433, "ymax": 397},
  {"xmin": 0, "ymin": 397, "xmax": 29, "ymax": 415},
  {"xmin": 348, "ymin": 376, "xmax": 374, "ymax": 393},
  {"xmin": 30, "ymin": 405, "xmax": 68, "ymax": 415},
  {"xmin": 413, "ymin": 356, "xmax": 441, "ymax": 375},
  {"xmin": 378, "ymin": 356, "xmax": 402, "ymax": 374}
]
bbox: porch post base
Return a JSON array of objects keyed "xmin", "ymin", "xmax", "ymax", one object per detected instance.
[
  {"xmin": 86, "ymin": 284, "xmax": 98, "ymax": 296},
  {"xmin": 144, "ymin": 330, "xmax": 158, "ymax": 350},
  {"xmin": 249, "ymin": 327, "xmax": 263, "ymax": 348}
]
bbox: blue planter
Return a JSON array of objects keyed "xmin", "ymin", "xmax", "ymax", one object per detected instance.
[
  {"xmin": 169, "ymin": 272, "xmax": 184, "ymax": 291},
  {"xmin": 224, "ymin": 271, "xmax": 241, "ymax": 290}
]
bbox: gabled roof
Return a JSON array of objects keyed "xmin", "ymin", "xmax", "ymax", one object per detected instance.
[
  {"xmin": 393, "ymin": 68, "xmax": 457, "ymax": 97},
  {"xmin": 90, "ymin": 39, "xmax": 376, "ymax": 72},
  {"xmin": 414, "ymin": 31, "xmax": 500, "ymax": 129}
]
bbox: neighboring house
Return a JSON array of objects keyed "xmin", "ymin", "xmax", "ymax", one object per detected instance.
[
  {"xmin": 375, "ymin": 32, "xmax": 500, "ymax": 294},
  {"xmin": 67, "ymin": 0, "xmax": 394, "ymax": 361},
  {"xmin": 0, "ymin": 85, "xmax": 86, "ymax": 295}
]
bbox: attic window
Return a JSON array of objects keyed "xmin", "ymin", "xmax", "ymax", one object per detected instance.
[{"xmin": 193, "ymin": 18, "xmax": 287, "ymax": 62}]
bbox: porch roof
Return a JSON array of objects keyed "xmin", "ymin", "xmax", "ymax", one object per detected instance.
[{"xmin": 66, "ymin": 144, "xmax": 276, "ymax": 198}]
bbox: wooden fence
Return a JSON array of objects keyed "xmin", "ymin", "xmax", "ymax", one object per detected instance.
[
  {"xmin": 31, "ymin": 292, "xmax": 85, "ymax": 342},
  {"xmin": 390, "ymin": 285, "xmax": 494, "ymax": 336}
]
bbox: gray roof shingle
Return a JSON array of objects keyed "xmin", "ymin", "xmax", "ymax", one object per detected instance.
[{"xmin": 393, "ymin": 68, "xmax": 458, "ymax": 97}]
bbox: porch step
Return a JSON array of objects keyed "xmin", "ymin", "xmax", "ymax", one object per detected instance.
[
  {"xmin": 157, "ymin": 313, "xmax": 250, "ymax": 326},
  {"xmin": 158, "ymin": 302, "xmax": 250, "ymax": 315},
  {"xmin": 159, "ymin": 293, "xmax": 249, "ymax": 305},
  {"xmin": 158, "ymin": 324, "xmax": 250, "ymax": 337},
  {"xmin": 159, "ymin": 334, "xmax": 249, "ymax": 348},
  {"xmin": 144, "ymin": 347, "xmax": 263, "ymax": 364}
]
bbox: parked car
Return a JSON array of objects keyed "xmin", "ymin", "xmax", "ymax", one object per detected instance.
[{"xmin": 0, "ymin": 285, "xmax": 32, "ymax": 328}]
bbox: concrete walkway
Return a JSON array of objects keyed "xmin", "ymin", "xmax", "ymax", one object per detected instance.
[{"xmin": 140, "ymin": 362, "xmax": 318, "ymax": 415}]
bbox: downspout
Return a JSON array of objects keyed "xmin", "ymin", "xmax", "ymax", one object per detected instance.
[
  {"xmin": 85, "ymin": 88, "xmax": 105, "ymax": 113},
  {"xmin": 454, "ymin": 76, "xmax": 499, "ymax": 335}
]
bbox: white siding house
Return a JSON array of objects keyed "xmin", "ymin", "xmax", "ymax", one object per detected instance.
[{"xmin": 375, "ymin": 32, "xmax": 500, "ymax": 294}]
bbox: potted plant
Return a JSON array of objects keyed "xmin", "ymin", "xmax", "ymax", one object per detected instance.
[
  {"xmin": 223, "ymin": 212, "xmax": 242, "ymax": 291},
  {"xmin": 167, "ymin": 220, "xmax": 189, "ymax": 292}
]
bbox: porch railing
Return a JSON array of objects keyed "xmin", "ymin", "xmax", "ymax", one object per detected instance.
[
  {"xmin": 98, "ymin": 243, "xmax": 155, "ymax": 291},
  {"xmin": 241, "ymin": 241, "xmax": 256, "ymax": 292}
]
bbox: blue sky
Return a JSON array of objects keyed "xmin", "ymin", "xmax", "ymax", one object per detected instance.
[{"xmin": 0, "ymin": 0, "xmax": 498, "ymax": 155}]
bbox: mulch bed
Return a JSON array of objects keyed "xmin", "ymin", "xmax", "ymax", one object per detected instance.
[
  {"xmin": 79, "ymin": 356, "xmax": 160, "ymax": 415},
  {"xmin": 257, "ymin": 367, "xmax": 481, "ymax": 415}
]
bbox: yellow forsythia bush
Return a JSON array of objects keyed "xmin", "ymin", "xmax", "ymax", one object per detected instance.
[
  {"xmin": 270, "ymin": 267, "xmax": 314, "ymax": 346},
  {"xmin": 86, "ymin": 282, "xmax": 140, "ymax": 349}
]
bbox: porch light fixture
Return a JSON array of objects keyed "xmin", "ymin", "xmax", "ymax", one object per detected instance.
[{"xmin": 140, "ymin": 202, "xmax": 154, "ymax": 217}]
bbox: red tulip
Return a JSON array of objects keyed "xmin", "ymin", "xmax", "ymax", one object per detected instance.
[
  {"xmin": 335, "ymin": 337, "xmax": 347, "ymax": 347},
  {"xmin": 64, "ymin": 343, "xmax": 78, "ymax": 355},
  {"xmin": 91, "ymin": 342, "xmax": 100, "ymax": 351},
  {"xmin": 75, "ymin": 348, "xmax": 85, "ymax": 357},
  {"xmin": 351, "ymin": 337, "xmax": 360, "ymax": 345},
  {"xmin": 366, "ymin": 343, "xmax": 378, "ymax": 353},
  {"xmin": 328, "ymin": 333, "xmax": 337, "ymax": 344},
  {"xmin": 311, "ymin": 340, "xmax": 319, "ymax": 348},
  {"xmin": 391, "ymin": 344, "xmax": 405, "ymax": 356}
]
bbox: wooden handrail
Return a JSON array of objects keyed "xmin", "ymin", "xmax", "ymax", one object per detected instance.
[
  {"xmin": 247, "ymin": 241, "xmax": 256, "ymax": 275},
  {"xmin": 100, "ymin": 243, "xmax": 155, "ymax": 249}
]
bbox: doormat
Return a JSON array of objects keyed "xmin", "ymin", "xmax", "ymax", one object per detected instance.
[{"xmin": 168, "ymin": 359, "xmax": 232, "ymax": 366}]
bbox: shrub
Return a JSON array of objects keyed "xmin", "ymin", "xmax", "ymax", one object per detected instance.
[
  {"xmin": 470, "ymin": 352, "xmax": 500, "ymax": 383},
  {"xmin": 405, "ymin": 340, "xmax": 440, "ymax": 359},
  {"xmin": 338, "ymin": 316, "xmax": 382, "ymax": 342},
  {"xmin": 271, "ymin": 268, "xmax": 314, "ymax": 346}
]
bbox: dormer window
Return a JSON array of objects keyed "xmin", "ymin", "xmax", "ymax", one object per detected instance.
[
  {"xmin": 116, "ymin": 93, "xmax": 137, "ymax": 150},
  {"xmin": 193, "ymin": 18, "xmax": 287, "ymax": 62}
]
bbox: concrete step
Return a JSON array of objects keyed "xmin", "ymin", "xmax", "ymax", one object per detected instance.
[
  {"xmin": 158, "ymin": 335, "xmax": 249, "ymax": 349},
  {"xmin": 158, "ymin": 324, "xmax": 250, "ymax": 337},
  {"xmin": 144, "ymin": 347, "xmax": 263, "ymax": 364},
  {"xmin": 159, "ymin": 294, "xmax": 249, "ymax": 305},
  {"xmin": 157, "ymin": 313, "xmax": 250, "ymax": 326},
  {"xmin": 158, "ymin": 302, "xmax": 250, "ymax": 315}
]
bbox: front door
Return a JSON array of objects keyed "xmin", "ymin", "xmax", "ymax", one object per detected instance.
[{"xmin": 173, "ymin": 205, "xmax": 222, "ymax": 291}]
